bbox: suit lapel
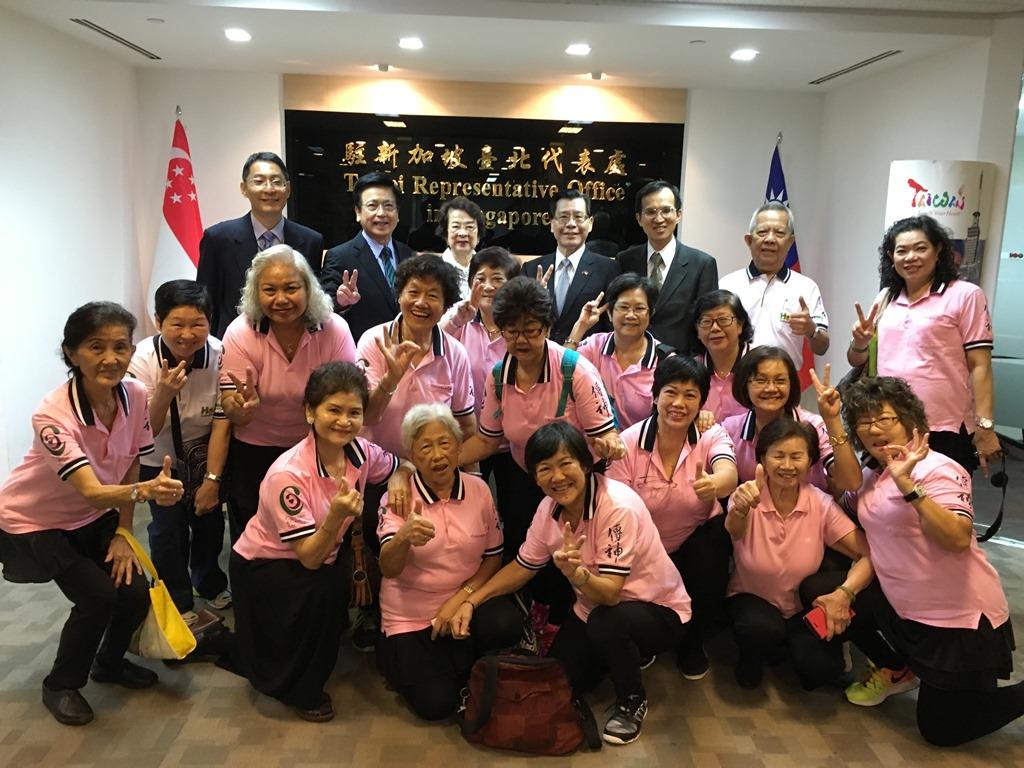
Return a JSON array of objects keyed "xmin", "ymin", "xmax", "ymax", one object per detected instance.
[
  {"xmin": 656, "ymin": 240, "xmax": 690, "ymax": 310},
  {"xmin": 231, "ymin": 215, "xmax": 260, "ymax": 278},
  {"xmin": 359, "ymin": 237, "xmax": 398, "ymax": 312}
]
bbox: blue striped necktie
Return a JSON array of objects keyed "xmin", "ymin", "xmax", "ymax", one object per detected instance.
[{"xmin": 381, "ymin": 245, "xmax": 395, "ymax": 288}]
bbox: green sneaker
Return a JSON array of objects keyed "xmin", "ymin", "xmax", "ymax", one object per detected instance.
[{"xmin": 845, "ymin": 662, "xmax": 919, "ymax": 706}]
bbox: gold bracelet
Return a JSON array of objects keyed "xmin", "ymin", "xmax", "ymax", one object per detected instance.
[
  {"xmin": 828, "ymin": 433, "xmax": 850, "ymax": 447},
  {"xmin": 837, "ymin": 585, "xmax": 856, "ymax": 603}
]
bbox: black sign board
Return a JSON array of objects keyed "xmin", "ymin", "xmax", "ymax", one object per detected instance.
[{"xmin": 285, "ymin": 110, "xmax": 684, "ymax": 257}]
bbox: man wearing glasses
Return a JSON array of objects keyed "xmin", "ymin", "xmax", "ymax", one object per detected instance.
[
  {"xmin": 197, "ymin": 152, "xmax": 324, "ymax": 338},
  {"xmin": 525, "ymin": 190, "xmax": 620, "ymax": 345},
  {"xmin": 320, "ymin": 171, "xmax": 415, "ymax": 342},
  {"xmin": 618, "ymin": 181, "xmax": 718, "ymax": 355}
]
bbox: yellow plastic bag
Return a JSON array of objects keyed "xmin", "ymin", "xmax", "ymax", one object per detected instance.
[{"xmin": 117, "ymin": 528, "xmax": 197, "ymax": 660}]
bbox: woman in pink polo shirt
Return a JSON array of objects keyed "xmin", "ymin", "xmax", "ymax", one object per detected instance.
[
  {"xmin": 377, "ymin": 404, "xmax": 521, "ymax": 721},
  {"xmin": 607, "ymin": 355, "xmax": 737, "ymax": 680},
  {"xmin": 452, "ymin": 422, "xmax": 689, "ymax": 746},
  {"xmin": 230, "ymin": 362, "xmax": 400, "ymax": 722},
  {"xmin": 721, "ymin": 346, "xmax": 862, "ymax": 493},
  {"xmin": 566, "ymin": 272, "xmax": 675, "ymax": 430},
  {"xmin": 725, "ymin": 417, "xmax": 873, "ymax": 690},
  {"xmin": 847, "ymin": 215, "xmax": 1000, "ymax": 475},
  {"xmin": 0, "ymin": 302, "xmax": 183, "ymax": 726},
  {"xmin": 220, "ymin": 245, "xmax": 357, "ymax": 543},
  {"xmin": 835, "ymin": 377, "xmax": 1022, "ymax": 746},
  {"xmin": 692, "ymin": 289, "xmax": 752, "ymax": 423}
]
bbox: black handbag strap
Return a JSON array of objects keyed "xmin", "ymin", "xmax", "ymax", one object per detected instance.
[
  {"xmin": 976, "ymin": 449, "xmax": 1008, "ymax": 543},
  {"xmin": 460, "ymin": 654, "xmax": 501, "ymax": 735},
  {"xmin": 169, "ymin": 398, "xmax": 185, "ymax": 463},
  {"xmin": 573, "ymin": 696, "xmax": 602, "ymax": 750}
]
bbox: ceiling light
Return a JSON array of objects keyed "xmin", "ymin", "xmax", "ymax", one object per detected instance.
[
  {"xmin": 224, "ymin": 28, "xmax": 251, "ymax": 43},
  {"xmin": 690, "ymin": 39, "xmax": 706, "ymax": 45},
  {"xmin": 399, "ymin": 37, "xmax": 423, "ymax": 50},
  {"xmin": 377, "ymin": 63, "xmax": 390, "ymax": 72},
  {"xmin": 383, "ymin": 120, "xmax": 407, "ymax": 128},
  {"xmin": 147, "ymin": 18, "xmax": 165, "ymax": 24},
  {"xmin": 590, "ymin": 71, "xmax": 603, "ymax": 81},
  {"xmin": 434, "ymin": 142, "xmax": 446, "ymax": 148},
  {"xmin": 565, "ymin": 43, "xmax": 591, "ymax": 56},
  {"xmin": 592, "ymin": 148, "xmax": 605, "ymax": 153},
  {"xmin": 558, "ymin": 126, "xmax": 583, "ymax": 134},
  {"xmin": 730, "ymin": 48, "xmax": 759, "ymax": 62}
]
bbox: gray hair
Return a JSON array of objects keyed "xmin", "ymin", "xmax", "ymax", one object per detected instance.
[
  {"xmin": 401, "ymin": 403, "xmax": 463, "ymax": 454},
  {"xmin": 238, "ymin": 244, "xmax": 333, "ymax": 326},
  {"xmin": 748, "ymin": 201, "xmax": 795, "ymax": 235}
]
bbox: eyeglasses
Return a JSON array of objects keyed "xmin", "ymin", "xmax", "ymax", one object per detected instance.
[
  {"xmin": 448, "ymin": 222, "xmax": 478, "ymax": 233},
  {"xmin": 750, "ymin": 376, "xmax": 789, "ymax": 389},
  {"xmin": 697, "ymin": 315, "xmax": 737, "ymax": 330},
  {"xmin": 554, "ymin": 213, "xmax": 591, "ymax": 225},
  {"xmin": 855, "ymin": 414, "xmax": 901, "ymax": 431},
  {"xmin": 613, "ymin": 303, "xmax": 649, "ymax": 316},
  {"xmin": 247, "ymin": 176, "xmax": 287, "ymax": 190},
  {"xmin": 641, "ymin": 206, "xmax": 678, "ymax": 219},
  {"xmin": 361, "ymin": 201, "xmax": 397, "ymax": 214},
  {"xmin": 501, "ymin": 326, "xmax": 545, "ymax": 341}
]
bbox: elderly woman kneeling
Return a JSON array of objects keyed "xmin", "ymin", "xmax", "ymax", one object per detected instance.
[{"xmin": 377, "ymin": 404, "xmax": 522, "ymax": 721}]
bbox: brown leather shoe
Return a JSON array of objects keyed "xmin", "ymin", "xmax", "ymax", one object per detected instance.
[{"xmin": 42, "ymin": 680, "xmax": 94, "ymax": 726}]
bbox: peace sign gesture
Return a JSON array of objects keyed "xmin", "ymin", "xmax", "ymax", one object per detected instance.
[
  {"xmin": 690, "ymin": 460, "xmax": 717, "ymax": 502},
  {"xmin": 336, "ymin": 269, "xmax": 361, "ymax": 308},
  {"xmin": 156, "ymin": 358, "xmax": 188, "ymax": 400},
  {"xmin": 224, "ymin": 368, "xmax": 260, "ymax": 423},
  {"xmin": 451, "ymin": 279, "xmax": 486, "ymax": 328},
  {"xmin": 535, "ymin": 264, "xmax": 554, "ymax": 290},
  {"xmin": 809, "ymin": 364, "xmax": 841, "ymax": 420},
  {"xmin": 851, "ymin": 302, "xmax": 879, "ymax": 350},
  {"xmin": 883, "ymin": 428, "xmax": 930, "ymax": 483},
  {"xmin": 330, "ymin": 475, "xmax": 363, "ymax": 519},
  {"xmin": 553, "ymin": 521, "xmax": 586, "ymax": 580},
  {"xmin": 570, "ymin": 290, "xmax": 608, "ymax": 340}
]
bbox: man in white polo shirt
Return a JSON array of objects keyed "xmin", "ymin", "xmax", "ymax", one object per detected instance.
[{"xmin": 719, "ymin": 202, "xmax": 829, "ymax": 369}]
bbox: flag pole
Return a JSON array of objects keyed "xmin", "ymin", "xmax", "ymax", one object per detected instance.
[
  {"xmin": 176, "ymin": 104, "xmax": 182, "ymax": 119},
  {"xmin": 776, "ymin": 131, "xmax": 783, "ymax": 146}
]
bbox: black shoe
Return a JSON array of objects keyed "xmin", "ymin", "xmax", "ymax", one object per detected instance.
[
  {"xmin": 350, "ymin": 609, "xmax": 379, "ymax": 653},
  {"xmin": 678, "ymin": 645, "xmax": 710, "ymax": 680},
  {"xmin": 602, "ymin": 695, "xmax": 647, "ymax": 745},
  {"xmin": 734, "ymin": 655, "xmax": 763, "ymax": 689},
  {"xmin": 639, "ymin": 654, "xmax": 657, "ymax": 670},
  {"xmin": 295, "ymin": 691, "xmax": 334, "ymax": 722},
  {"xmin": 90, "ymin": 659, "xmax": 158, "ymax": 689},
  {"xmin": 42, "ymin": 680, "xmax": 94, "ymax": 726}
]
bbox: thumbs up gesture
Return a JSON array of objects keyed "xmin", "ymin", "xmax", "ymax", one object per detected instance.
[
  {"xmin": 786, "ymin": 296, "xmax": 816, "ymax": 338},
  {"xmin": 330, "ymin": 476, "xmax": 363, "ymax": 519},
  {"xmin": 690, "ymin": 459, "xmax": 717, "ymax": 502},
  {"xmin": 148, "ymin": 455, "xmax": 185, "ymax": 507},
  {"xmin": 398, "ymin": 500, "xmax": 435, "ymax": 546},
  {"xmin": 731, "ymin": 463, "xmax": 765, "ymax": 517}
]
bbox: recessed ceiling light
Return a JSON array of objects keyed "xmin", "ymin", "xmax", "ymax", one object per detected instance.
[
  {"xmin": 689, "ymin": 39, "xmax": 706, "ymax": 45},
  {"xmin": 377, "ymin": 63, "xmax": 391, "ymax": 72},
  {"xmin": 399, "ymin": 37, "xmax": 423, "ymax": 50},
  {"xmin": 224, "ymin": 28, "xmax": 251, "ymax": 43},
  {"xmin": 434, "ymin": 143, "xmax": 446, "ymax": 148},
  {"xmin": 147, "ymin": 17, "xmax": 165, "ymax": 24},
  {"xmin": 730, "ymin": 48, "xmax": 759, "ymax": 62},
  {"xmin": 558, "ymin": 126, "xmax": 583, "ymax": 134},
  {"xmin": 382, "ymin": 120, "xmax": 407, "ymax": 128},
  {"xmin": 590, "ymin": 71, "xmax": 603, "ymax": 81},
  {"xmin": 592, "ymin": 148, "xmax": 605, "ymax": 153},
  {"xmin": 565, "ymin": 43, "xmax": 591, "ymax": 56}
]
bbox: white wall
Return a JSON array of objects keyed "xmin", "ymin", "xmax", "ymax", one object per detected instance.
[{"xmin": 0, "ymin": 7, "xmax": 140, "ymax": 475}]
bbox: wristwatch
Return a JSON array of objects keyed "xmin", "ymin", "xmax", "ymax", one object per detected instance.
[
  {"xmin": 975, "ymin": 416, "xmax": 994, "ymax": 430},
  {"xmin": 205, "ymin": 472, "xmax": 221, "ymax": 483},
  {"xmin": 129, "ymin": 483, "xmax": 141, "ymax": 503},
  {"xmin": 902, "ymin": 483, "xmax": 928, "ymax": 503}
]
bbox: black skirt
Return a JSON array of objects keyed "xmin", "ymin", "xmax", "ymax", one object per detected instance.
[
  {"xmin": 229, "ymin": 552, "xmax": 349, "ymax": 710},
  {"xmin": 0, "ymin": 511, "xmax": 119, "ymax": 584}
]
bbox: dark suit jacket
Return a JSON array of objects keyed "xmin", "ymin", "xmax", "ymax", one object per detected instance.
[
  {"xmin": 617, "ymin": 239, "xmax": 718, "ymax": 355},
  {"xmin": 196, "ymin": 214, "xmax": 324, "ymax": 339},
  {"xmin": 525, "ymin": 247, "xmax": 620, "ymax": 345},
  {"xmin": 319, "ymin": 233, "xmax": 415, "ymax": 343}
]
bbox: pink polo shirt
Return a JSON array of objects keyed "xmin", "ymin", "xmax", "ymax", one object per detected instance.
[
  {"xmin": 517, "ymin": 475, "xmax": 691, "ymax": 624},
  {"xmin": 478, "ymin": 341, "xmax": 617, "ymax": 469},
  {"xmin": 220, "ymin": 313, "xmax": 357, "ymax": 447},
  {"xmin": 445, "ymin": 315, "xmax": 508, "ymax": 450},
  {"xmin": 577, "ymin": 331, "xmax": 670, "ymax": 429},
  {"xmin": 357, "ymin": 318, "xmax": 475, "ymax": 458},
  {"xmin": 0, "ymin": 378, "xmax": 155, "ymax": 534},
  {"xmin": 233, "ymin": 432, "xmax": 398, "ymax": 564},
  {"xmin": 874, "ymin": 280, "xmax": 993, "ymax": 434},
  {"xmin": 608, "ymin": 417, "xmax": 735, "ymax": 553},
  {"xmin": 697, "ymin": 350, "xmax": 747, "ymax": 424},
  {"xmin": 722, "ymin": 407, "xmax": 833, "ymax": 491},
  {"xmin": 378, "ymin": 470, "xmax": 503, "ymax": 636},
  {"xmin": 854, "ymin": 450, "xmax": 1008, "ymax": 629},
  {"xmin": 728, "ymin": 483, "xmax": 856, "ymax": 618}
]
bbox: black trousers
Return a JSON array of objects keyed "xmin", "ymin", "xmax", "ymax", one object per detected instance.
[
  {"xmin": 140, "ymin": 464, "xmax": 227, "ymax": 612},
  {"xmin": 48, "ymin": 513, "xmax": 151, "ymax": 690},
  {"xmin": 224, "ymin": 439, "xmax": 288, "ymax": 543},
  {"xmin": 668, "ymin": 514, "xmax": 732, "ymax": 655},
  {"xmin": 549, "ymin": 601, "xmax": 685, "ymax": 702},
  {"xmin": 928, "ymin": 426, "xmax": 980, "ymax": 475}
]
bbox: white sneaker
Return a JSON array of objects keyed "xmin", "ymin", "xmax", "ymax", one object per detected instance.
[{"xmin": 206, "ymin": 591, "xmax": 232, "ymax": 610}]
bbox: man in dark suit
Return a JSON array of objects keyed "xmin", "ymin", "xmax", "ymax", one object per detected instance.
[
  {"xmin": 196, "ymin": 152, "xmax": 324, "ymax": 339},
  {"xmin": 524, "ymin": 190, "xmax": 620, "ymax": 345},
  {"xmin": 617, "ymin": 181, "xmax": 718, "ymax": 355},
  {"xmin": 320, "ymin": 171, "xmax": 414, "ymax": 343}
]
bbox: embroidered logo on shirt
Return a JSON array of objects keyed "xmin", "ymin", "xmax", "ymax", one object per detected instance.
[
  {"xmin": 279, "ymin": 485, "xmax": 304, "ymax": 515},
  {"xmin": 39, "ymin": 425, "xmax": 66, "ymax": 456}
]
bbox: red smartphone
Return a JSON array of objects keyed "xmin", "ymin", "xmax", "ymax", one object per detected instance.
[{"xmin": 804, "ymin": 605, "xmax": 855, "ymax": 640}]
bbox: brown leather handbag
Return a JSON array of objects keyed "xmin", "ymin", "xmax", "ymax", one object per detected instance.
[{"xmin": 460, "ymin": 653, "xmax": 601, "ymax": 755}]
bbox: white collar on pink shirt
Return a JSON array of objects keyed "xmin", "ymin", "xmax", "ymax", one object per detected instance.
[
  {"xmin": 390, "ymin": 316, "xmax": 445, "ymax": 358},
  {"xmin": 637, "ymin": 414, "xmax": 699, "ymax": 454},
  {"xmin": 601, "ymin": 331, "xmax": 660, "ymax": 369},
  {"xmin": 412, "ymin": 468, "xmax": 466, "ymax": 504},
  {"xmin": 68, "ymin": 375, "xmax": 131, "ymax": 427},
  {"xmin": 551, "ymin": 473, "xmax": 599, "ymax": 521}
]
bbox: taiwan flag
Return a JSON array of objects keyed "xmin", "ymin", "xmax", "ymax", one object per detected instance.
[
  {"xmin": 147, "ymin": 116, "xmax": 202, "ymax": 322},
  {"xmin": 764, "ymin": 144, "xmax": 812, "ymax": 390}
]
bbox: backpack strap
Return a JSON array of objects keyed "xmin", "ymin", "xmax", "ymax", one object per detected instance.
[
  {"xmin": 491, "ymin": 359, "xmax": 505, "ymax": 419},
  {"xmin": 555, "ymin": 349, "xmax": 578, "ymax": 418},
  {"xmin": 654, "ymin": 342, "xmax": 675, "ymax": 362}
]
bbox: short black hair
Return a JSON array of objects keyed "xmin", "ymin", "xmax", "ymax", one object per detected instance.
[
  {"xmin": 242, "ymin": 152, "xmax": 288, "ymax": 182},
  {"xmin": 634, "ymin": 180, "xmax": 681, "ymax": 215},
  {"xmin": 61, "ymin": 302, "xmax": 137, "ymax": 372},
  {"xmin": 652, "ymin": 355, "xmax": 710, "ymax": 407},
  {"xmin": 353, "ymin": 171, "xmax": 402, "ymax": 208},
  {"xmin": 468, "ymin": 246, "xmax": 522, "ymax": 285},
  {"xmin": 878, "ymin": 215, "xmax": 959, "ymax": 298},
  {"xmin": 755, "ymin": 417, "xmax": 821, "ymax": 466},
  {"xmin": 840, "ymin": 376, "xmax": 929, "ymax": 452},
  {"xmin": 550, "ymin": 188, "xmax": 591, "ymax": 217},
  {"xmin": 525, "ymin": 421, "xmax": 594, "ymax": 481},
  {"xmin": 304, "ymin": 361, "xmax": 370, "ymax": 411},
  {"xmin": 155, "ymin": 280, "xmax": 212, "ymax": 322},
  {"xmin": 732, "ymin": 346, "xmax": 800, "ymax": 413},
  {"xmin": 605, "ymin": 272, "xmax": 659, "ymax": 314},
  {"xmin": 691, "ymin": 289, "xmax": 754, "ymax": 357},
  {"xmin": 395, "ymin": 253, "xmax": 462, "ymax": 310},
  {"xmin": 436, "ymin": 196, "xmax": 485, "ymax": 239},
  {"xmin": 492, "ymin": 275, "xmax": 555, "ymax": 329}
]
